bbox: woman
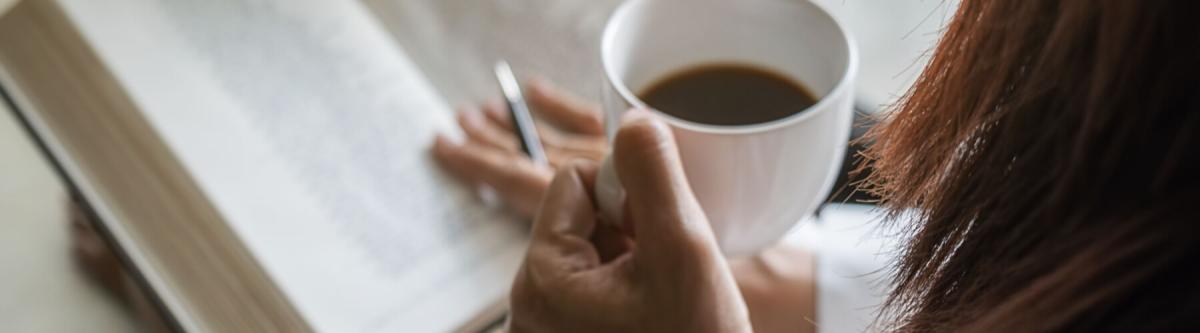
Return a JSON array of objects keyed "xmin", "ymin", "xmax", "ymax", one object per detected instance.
[{"xmin": 432, "ymin": 0, "xmax": 1200, "ymax": 331}]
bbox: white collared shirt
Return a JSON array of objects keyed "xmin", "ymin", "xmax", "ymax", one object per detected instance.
[{"xmin": 786, "ymin": 204, "xmax": 902, "ymax": 333}]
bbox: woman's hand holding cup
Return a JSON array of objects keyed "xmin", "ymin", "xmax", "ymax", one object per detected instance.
[
  {"xmin": 432, "ymin": 78, "xmax": 819, "ymax": 332},
  {"xmin": 507, "ymin": 110, "xmax": 752, "ymax": 333}
]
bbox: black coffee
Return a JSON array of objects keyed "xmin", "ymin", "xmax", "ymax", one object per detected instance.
[{"xmin": 638, "ymin": 64, "xmax": 818, "ymax": 126}]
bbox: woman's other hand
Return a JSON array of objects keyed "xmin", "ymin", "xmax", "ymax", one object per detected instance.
[
  {"xmin": 507, "ymin": 110, "xmax": 752, "ymax": 332},
  {"xmin": 731, "ymin": 243, "xmax": 817, "ymax": 333},
  {"xmin": 432, "ymin": 78, "xmax": 607, "ymax": 217}
]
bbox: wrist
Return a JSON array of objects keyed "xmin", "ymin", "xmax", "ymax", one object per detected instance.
[{"xmin": 730, "ymin": 243, "xmax": 817, "ymax": 333}]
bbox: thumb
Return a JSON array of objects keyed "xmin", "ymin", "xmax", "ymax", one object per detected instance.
[
  {"xmin": 612, "ymin": 109, "xmax": 720, "ymax": 264},
  {"xmin": 527, "ymin": 161, "xmax": 603, "ymax": 274}
]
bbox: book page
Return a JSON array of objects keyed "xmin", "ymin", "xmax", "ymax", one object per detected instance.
[
  {"xmin": 55, "ymin": 0, "xmax": 526, "ymax": 331},
  {"xmin": 363, "ymin": 0, "xmax": 623, "ymax": 106}
]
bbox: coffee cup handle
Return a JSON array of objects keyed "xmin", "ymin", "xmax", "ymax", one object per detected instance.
[{"xmin": 594, "ymin": 154, "xmax": 626, "ymax": 228}]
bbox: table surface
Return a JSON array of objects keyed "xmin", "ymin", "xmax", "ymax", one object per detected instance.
[
  {"xmin": 1, "ymin": 3, "xmax": 134, "ymax": 330},
  {"xmin": 0, "ymin": 0, "xmax": 949, "ymax": 330},
  {"xmin": 0, "ymin": 89, "xmax": 136, "ymax": 331}
]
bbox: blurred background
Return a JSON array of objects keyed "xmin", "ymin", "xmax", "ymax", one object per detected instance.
[{"xmin": 0, "ymin": 0, "xmax": 953, "ymax": 331}]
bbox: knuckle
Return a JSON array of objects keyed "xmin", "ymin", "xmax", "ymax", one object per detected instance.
[
  {"xmin": 509, "ymin": 266, "xmax": 550, "ymax": 332},
  {"xmin": 680, "ymin": 233, "xmax": 719, "ymax": 260},
  {"xmin": 549, "ymin": 163, "xmax": 577, "ymax": 185},
  {"xmin": 489, "ymin": 158, "xmax": 530, "ymax": 187},
  {"xmin": 649, "ymin": 210, "xmax": 722, "ymax": 261},
  {"xmin": 555, "ymin": 161, "xmax": 576, "ymax": 175},
  {"xmin": 581, "ymin": 108, "xmax": 605, "ymax": 131},
  {"xmin": 523, "ymin": 245, "xmax": 572, "ymax": 297},
  {"xmin": 493, "ymin": 155, "xmax": 520, "ymax": 173},
  {"xmin": 660, "ymin": 236, "xmax": 721, "ymax": 273}
]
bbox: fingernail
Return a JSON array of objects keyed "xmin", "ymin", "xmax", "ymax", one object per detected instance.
[
  {"xmin": 529, "ymin": 78, "xmax": 555, "ymax": 99},
  {"xmin": 529, "ymin": 77, "xmax": 545, "ymax": 89},
  {"xmin": 460, "ymin": 104, "xmax": 487, "ymax": 119},
  {"xmin": 483, "ymin": 103, "xmax": 506, "ymax": 118},
  {"xmin": 433, "ymin": 133, "xmax": 449, "ymax": 148},
  {"xmin": 527, "ymin": 75, "xmax": 547, "ymax": 88},
  {"xmin": 458, "ymin": 109, "xmax": 481, "ymax": 127},
  {"xmin": 434, "ymin": 133, "xmax": 462, "ymax": 148},
  {"xmin": 432, "ymin": 134, "xmax": 447, "ymax": 154},
  {"xmin": 484, "ymin": 98, "xmax": 505, "ymax": 112}
]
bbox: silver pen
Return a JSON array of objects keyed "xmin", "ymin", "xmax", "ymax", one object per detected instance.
[{"xmin": 493, "ymin": 60, "xmax": 548, "ymax": 166}]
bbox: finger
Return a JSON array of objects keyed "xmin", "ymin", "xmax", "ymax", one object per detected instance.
[
  {"xmin": 484, "ymin": 100, "xmax": 607, "ymax": 165},
  {"xmin": 433, "ymin": 134, "xmax": 552, "ymax": 216},
  {"xmin": 527, "ymin": 77, "xmax": 606, "ymax": 135},
  {"xmin": 475, "ymin": 106, "xmax": 575, "ymax": 168},
  {"xmin": 484, "ymin": 99, "xmax": 581, "ymax": 150},
  {"xmin": 457, "ymin": 106, "xmax": 519, "ymax": 152},
  {"xmin": 517, "ymin": 162, "xmax": 637, "ymax": 326},
  {"xmin": 432, "ymin": 134, "xmax": 482, "ymax": 186},
  {"xmin": 481, "ymin": 98, "xmax": 514, "ymax": 130},
  {"xmin": 538, "ymin": 127, "xmax": 609, "ymax": 157},
  {"xmin": 611, "ymin": 109, "xmax": 719, "ymax": 261},
  {"xmin": 544, "ymin": 142, "xmax": 608, "ymax": 168},
  {"xmin": 590, "ymin": 219, "xmax": 634, "ymax": 263},
  {"xmin": 528, "ymin": 161, "xmax": 603, "ymax": 273},
  {"xmin": 482, "ymin": 99, "xmax": 582, "ymax": 156}
]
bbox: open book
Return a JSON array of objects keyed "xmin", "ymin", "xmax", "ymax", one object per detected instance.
[{"xmin": 0, "ymin": 0, "xmax": 620, "ymax": 331}]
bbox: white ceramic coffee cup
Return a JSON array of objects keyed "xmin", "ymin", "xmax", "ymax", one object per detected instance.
[{"xmin": 594, "ymin": 0, "xmax": 857, "ymax": 257}]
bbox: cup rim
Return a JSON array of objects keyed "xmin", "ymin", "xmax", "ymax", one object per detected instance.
[{"xmin": 600, "ymin": 0, "xmax": 859, "ymax": 135}]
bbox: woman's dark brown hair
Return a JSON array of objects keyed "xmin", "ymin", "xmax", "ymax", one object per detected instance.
[{"xmin": 859, "ymin": 0, "xmax": 1200, "ymax": 331}]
